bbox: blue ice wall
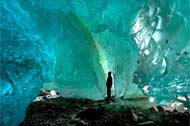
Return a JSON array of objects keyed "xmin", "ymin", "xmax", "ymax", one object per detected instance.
[
  {"xmin": 0, "ymin": 0, "xmax": 54, "ymax": 126},
  {"xmin": 131, "ymin": 0, "xmax": 190, "ymax": 109},
  {"xmin": 16, "ymin": 0, "xmax": 145, "ymax": 99},
  {"xmin": 0, "ymin": 0, "xmax": 190, "ymax": 126}
]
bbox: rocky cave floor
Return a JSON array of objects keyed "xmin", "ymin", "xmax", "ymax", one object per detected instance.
[{"xmin": 20, "ymin": 91, "xmax": 190, "ymax": 126}]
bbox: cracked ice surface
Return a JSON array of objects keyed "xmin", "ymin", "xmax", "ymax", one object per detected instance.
[{"xmin": 131, "ymin": 0, "xmax": 190, "ymax": 108}]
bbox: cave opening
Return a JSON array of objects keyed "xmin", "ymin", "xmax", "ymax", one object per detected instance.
[{"xmin": 0, "ymin": 0, "xmax": 190, "ymax": 126}]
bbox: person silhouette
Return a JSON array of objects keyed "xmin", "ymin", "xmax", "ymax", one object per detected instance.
[{"xmin": 106, "ymin": 71, "xmax": 112, "ymax": 100}]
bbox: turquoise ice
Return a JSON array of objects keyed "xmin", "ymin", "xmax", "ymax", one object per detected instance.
[{"xmin": 0, "ymin": 0, "xmax": 189, "ymax": 126}]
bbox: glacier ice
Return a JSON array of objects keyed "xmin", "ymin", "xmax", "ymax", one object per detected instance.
[
  {"xmin": 0, "ymin": 0, "xmax": 54, "ymax": 126},
  {"xmin": 16, "ymin": 0, "xmax": 144, "ymax": 99},
  {"xmin": 131, "ymin": 0, "xmax": 190, "ymax": 109},
  {"xmin": 0, "ymin": 0, "xmax": 190, "ymax": 126}
]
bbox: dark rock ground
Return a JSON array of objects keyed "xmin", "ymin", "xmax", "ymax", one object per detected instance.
[{"xmin": 19, "ymin": 97, "xmax": 190, "ymax": 126}]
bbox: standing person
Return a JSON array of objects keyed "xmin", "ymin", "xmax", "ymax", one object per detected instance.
[{"xmin": 106, "ymin": 71, "xmax": 112, "ymax": 100}]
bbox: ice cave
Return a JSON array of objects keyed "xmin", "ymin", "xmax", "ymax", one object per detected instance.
[{"xmin": 0, "ymin": 0, "xmax": 190, "ymax": 126}]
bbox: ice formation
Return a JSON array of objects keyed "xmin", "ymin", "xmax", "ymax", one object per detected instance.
[
  {"xmin": 0, "ymin": 0, "xmax": 189, "ymax": 126},
  {"xmin": 131, "ymin": 0, "xmax": 190, "ymax": 109},
  {"xmin": 0, "ymin": 0, "xmax": 54, "ymax": 126}
]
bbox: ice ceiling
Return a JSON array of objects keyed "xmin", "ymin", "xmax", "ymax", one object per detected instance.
[{"xmin": 0, "ymin": 0, "xmax": 190, "ymax": 126}]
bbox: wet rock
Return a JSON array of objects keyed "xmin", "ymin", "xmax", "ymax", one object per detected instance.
[
  {"xmin": 38, "ymin": 89, "xmax": 51, "ymax": 96},
  {"xmin": 148, "ymin": 106, "xmax": 158, "ymax": 112},
  {"xmin": 156, "ymin": 106, "xmax": 164, "ymax": 112},
  {"xmin": 20, "ymin": 97, "xmax": 190, "ymax": 126},
  {"xmin": 138, "ymin": 121, "xmax": 154, "ymax": 125},
  {"xmin": 76, "ymin": 108, "xmax": 105, "ymax": 121}
]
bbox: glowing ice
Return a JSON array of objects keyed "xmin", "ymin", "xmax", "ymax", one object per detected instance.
[{"xmin": 1, "ymin": 0, "xmax": 190, "ymax": 126}]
